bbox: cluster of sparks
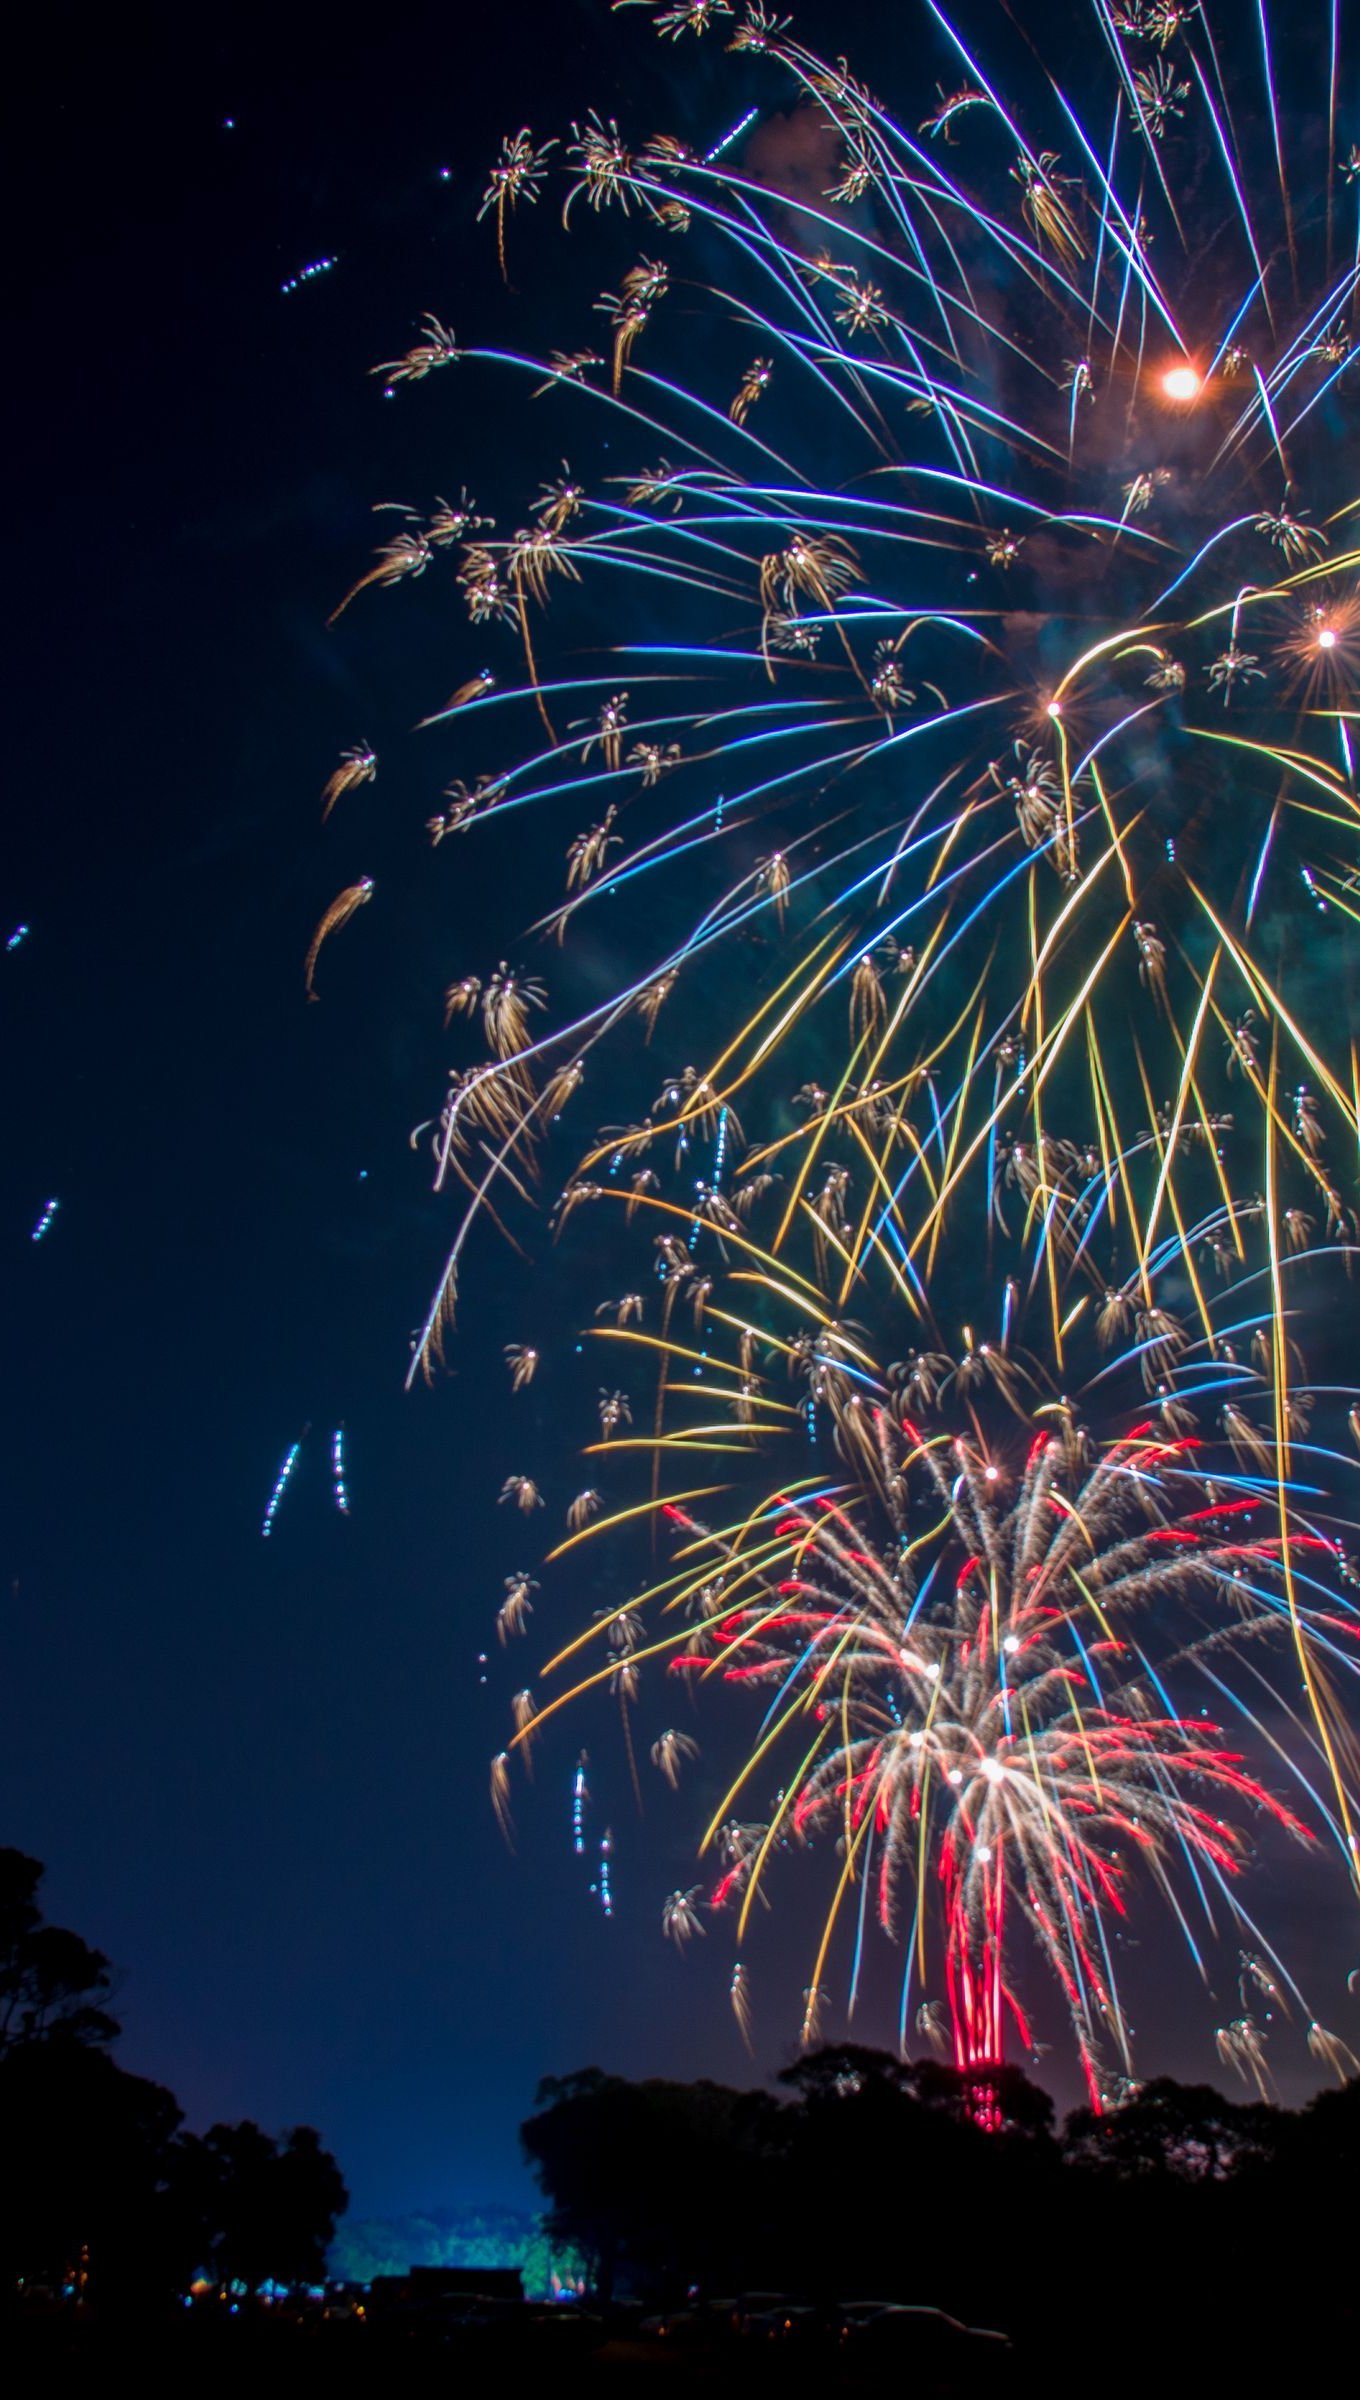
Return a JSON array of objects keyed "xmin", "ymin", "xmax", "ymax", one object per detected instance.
[{"xmin": 316, "ymin": 0, "xmax": 1360, "ymax": 2101}]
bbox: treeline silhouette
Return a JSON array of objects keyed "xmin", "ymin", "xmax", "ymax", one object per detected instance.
[
  {"xmin": 7, "ymin": 1839, "xmax": 1356, "ymax": 2378},
  {"xmin": 0, "ymin": 1848, "xmax": 346, "ymax": 2321},
  {"xmin": 524, "ymin": 2045, "xmax": 1359, "ymax": 2364}
]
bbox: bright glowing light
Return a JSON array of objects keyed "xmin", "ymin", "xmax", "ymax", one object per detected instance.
[
  {"xmin": 1161, "ymin": 363, "xmax": 1202, "ymax": 402},
  {"xmin": 1317, "ymin": 627, "xmax": 1338, "ymax": 651}
]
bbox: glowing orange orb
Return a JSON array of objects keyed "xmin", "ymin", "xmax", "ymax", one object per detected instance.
[{"xmin": 1161, "ymin": 364, "xmax": 1202, "ymax": 403}]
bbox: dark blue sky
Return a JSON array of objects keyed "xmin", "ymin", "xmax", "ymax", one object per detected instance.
[
  {"xmin": 1, "ymin": 0, "xmax": 869, "ymax": 2221},
  {"xmin": 4, "ymin": 0, "xmax": 1355, "ymax": 2222}
]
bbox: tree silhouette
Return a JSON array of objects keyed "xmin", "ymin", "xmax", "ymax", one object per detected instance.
[
  {"xmin": 0, "ymin": 1849, "xmax": 119, "ymax": 2054},
  {"xmin": 1063, "ymin": 2076, "xmax": 1280, "ymax": 2180},
  {"xmin": 0, "ymin": 1849, "xmax": 347, "ymax": 2314},
  {"xmin": 174, "ymin": 2120, "xmax": 349, "ymax": 2292}
]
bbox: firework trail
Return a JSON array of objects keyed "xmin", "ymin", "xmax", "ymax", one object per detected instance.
[
  {"xmin": 321, "ymin": 0, "xmax": 1360, "ymax": 2092},
  {"xmin": 261, "ymin": 1429, "xmax": 309, "ymax": 1538},
  {"xmin": 331, "ymin": 1425, "xmax": 351, "ymax": 1515}
]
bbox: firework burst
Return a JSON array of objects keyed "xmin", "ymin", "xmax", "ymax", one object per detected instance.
[{"xmin": 320, "ymin": 0, "xmax": 1360, "ymax": 2092}]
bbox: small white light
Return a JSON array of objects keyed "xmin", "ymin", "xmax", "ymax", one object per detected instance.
[
  {"xmin": 1317, "ymin": 627, "xmax": 1338, "ymax": 651},
  {"xmin": 984, "ymin": 1464, "xmax": 1000, "ymax": 1482},
  {"xmin": 1045, "ymin": 700, "xmax": 1062, "ymax": 721},
  {"xmin": 976, "ymin": 1843, "xmax": 993, "ymax": 1862},
  {"xmin": 980, "ymin": 1757, "xmax": 1006, "ymax": 1784},
  {"xmin": 1003, "ymin": 1635, "xmax": 1021, "ymax": 1655},
  {"xmin": 947, "ymin": 1768, "xmax": 964, "ymax": 1786}
]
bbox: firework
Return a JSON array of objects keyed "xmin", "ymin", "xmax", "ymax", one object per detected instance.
[
  {"xmin": 322, "ymin": 0, "xmax": 1360, "ymax": 2091},
  {"xmin": 331, "ymin": 1425, "xmax": 351, "ymax": 1515},
  {"xmin": 261, "ymin": 1430, "xmax": 308, "ymax": 1538}
]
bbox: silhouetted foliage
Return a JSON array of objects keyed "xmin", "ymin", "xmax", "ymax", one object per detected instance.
[
  {"xmin": 0, "ymin": 2039, "xmax": 187, "ymax": 2307},
  {"xmin": 173, "ymin": 2120, "xmax": 348, "ymax": 2291},
  {"xmin": 523, "ymin": 2068, "xmax": 785, "ymax": 2302},
  {"xmin": 0, "ymin": 1849, "xmax": 119, "ymax": 2054},
  {"xmin": 1063, "ymin": 2075, "xmax": 1278, "ymax": 2179},
  {"xmin": 523, "ymin": 2043, "xmax": 1360, "ymax": 2368},
  {"xmin": 0, "ymin": 1851, "xmax": 346, "ymax": 2315}
]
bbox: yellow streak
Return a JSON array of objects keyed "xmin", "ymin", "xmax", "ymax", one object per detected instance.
[
  {"xmin": 910, "ymin": 907, "xmax": 1131, "ymax": 1263},
  {"xmin": 926, "ymin": 1003, "xmax": 986, "ymax": 1283},
  {"xmin": 806, "ymin": 1795, "xmax": 877, "ymax": 2021},
  {"xmin": 1142, "ymin": 950, "xmax": 1221, "ymax": 1260},
  {"xmin": 514, "ymin": 1618, "xmax": 716, "ymax": 1746},
  {"xmin": 1187, "ymin": 881, "xmax": 1357, "ymax": 1129},
  {"xmin": 544, "ymin": 1486, "xmax": 728, "ymax": 1565},
  {"xmin": 1186, "ymin": 726, "xmax": 1359, "ymax": 819}
]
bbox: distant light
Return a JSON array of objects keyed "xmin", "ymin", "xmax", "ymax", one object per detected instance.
[
  {"xmin": 1161, "ymin": 364, "xmax": 1202, "ymax": 403},
  {"xmin": 6, "ymin": 923, "xmax": 30, "ymax": 952},
  {"xmin": 31, "ymin": 1198, "xmax": 59, "ymax": 1243},
  {"xmin": 1317, "ymin": 626, "xmax": 1338, "ymax": 651},
  {"xmin": 281, "ymin": 255, "xmax": 338, "ymax": 296},
  {"xmin": 1045, "ymin": 700, "xmax": 1062, "ymax": 721}
]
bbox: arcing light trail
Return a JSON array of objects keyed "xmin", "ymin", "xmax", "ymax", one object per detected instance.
[{"xmin": 320, "ymin": 0, "xmax": 1360, "ymax": 2098}]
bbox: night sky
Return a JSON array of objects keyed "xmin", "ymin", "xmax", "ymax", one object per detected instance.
[{"xmin": 4, "ymin": 0, "xmax": 1356, "ymax": 2224}]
